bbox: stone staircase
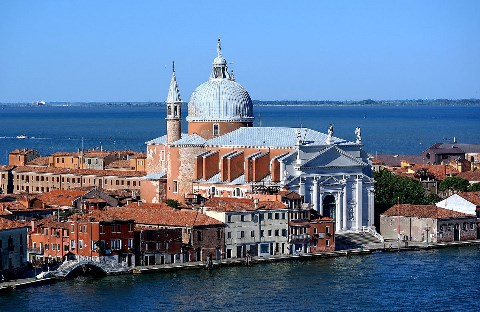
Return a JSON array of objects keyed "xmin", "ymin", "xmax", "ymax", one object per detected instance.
[{"xmin": 335, "ymin": 232, "xmax": 384, "ymax": 250}]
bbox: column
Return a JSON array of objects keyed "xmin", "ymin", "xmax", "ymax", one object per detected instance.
[
  {"xmin": 356, "ymin": 175, "xmax": 363, "ymax": 231},
  {"xmin": 312, "ymin": 178, "xmax": 319, "ymax": 213},
  {"xmin": 335, "ymin": 192, "xmax": 341, "ymax": 232},
  {"xmin": 298, "ymin": 178, "xmax": 305, "ymax": 196},
  {"xmin": 319, "ymin": 186, "xmax": 323, "ymax": 215},
  {"xmin": 368, "ymin": 188, "xmax": 375, "ymax": 227},
  {"xmin": 279, "ymin": 161, "xmax": 286, "ymax": 184},
  {"xmin": 342, "ymin": 185, "xmax": 347, "ymax": 231}
]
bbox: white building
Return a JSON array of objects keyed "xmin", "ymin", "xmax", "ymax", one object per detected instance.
[{"xmin": 203, "ymin": 198, "xmax": 289, "ymax": 258}]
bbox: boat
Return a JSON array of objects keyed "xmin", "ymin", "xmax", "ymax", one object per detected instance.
[
  {"xmin": 16, "ymin": 134, "xmax": 28, "ymax": 139},
  {"xmin": 32, "ymin": 101, "xmax": 46, "ymax": 106}
]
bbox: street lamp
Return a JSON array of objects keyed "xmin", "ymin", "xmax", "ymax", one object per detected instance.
[{"xmin": 425, "ymin": 225, "xmax": 431, "ymax": 245}]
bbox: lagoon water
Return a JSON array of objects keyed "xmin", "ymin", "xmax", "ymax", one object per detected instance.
[
  {"xmin": 1, "ymin": 247, "xmax": 480, "ymax": 311},
  {"xmin": 1, "ymin": 104, "xmax": 480, "ymax": 164}
]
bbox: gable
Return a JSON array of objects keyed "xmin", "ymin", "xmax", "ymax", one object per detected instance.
[
  {"xmin": 436, "ymin": 194, "xmax": 477, "ymax": 215},
  {"xmin": 302, "ymin": 146, "xmax": 366, "ymax": 169}
]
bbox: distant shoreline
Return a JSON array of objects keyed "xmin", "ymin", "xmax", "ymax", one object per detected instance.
[{"xmin": 1, "ymin": 99, "xmax": 480, "ymax": 107}]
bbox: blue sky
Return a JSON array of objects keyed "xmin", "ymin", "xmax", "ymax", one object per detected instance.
[{"xmin": 1, "ymin": 0, "xmax": 479, "ymax": 102}]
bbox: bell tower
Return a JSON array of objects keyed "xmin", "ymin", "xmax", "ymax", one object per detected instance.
[{"xmin": 166, "ymin": 61, "xmax": 182, "ymax": 143}]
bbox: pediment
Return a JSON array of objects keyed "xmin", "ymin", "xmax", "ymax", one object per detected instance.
[{"xmin": 302, "ymin": 146, "xmax": 366, "ymax": 169}]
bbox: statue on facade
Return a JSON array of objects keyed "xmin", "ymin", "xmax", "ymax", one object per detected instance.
[
  {"xmin": 355, "ymin": 127, "xmax": 362, "ymax": 144},
  {"xmin": 326, "ymin": 124, "xmax": 334, "ymax": 144}
]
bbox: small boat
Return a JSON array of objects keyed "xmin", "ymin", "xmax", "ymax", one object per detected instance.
[
  {"xmin": 16, "ymin": 134, "xmax": 28, "ymax": 139},
  {"xmin": 32, "ymin": 101, "xmax": 46, "ymax": 106}
]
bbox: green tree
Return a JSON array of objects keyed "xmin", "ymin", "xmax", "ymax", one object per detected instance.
[
  {"xmin": 468, "ymin": 182, "xmax": 480, "ymax": 192},
  {"xmin": 374, "ymin": 169, "xmax": 429, "ymax": 206},
  {"xmin": 166, "ymin": 199, "xmax": 180, "ymax": 209},
  {"xmin": 438, "ymin": 176, "xmax": 470, "ymax": 193}
]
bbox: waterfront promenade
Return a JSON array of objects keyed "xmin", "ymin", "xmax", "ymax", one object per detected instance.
[{"xmin": 2, "ymin": 239, "xmax": 480, "ymax": 295}]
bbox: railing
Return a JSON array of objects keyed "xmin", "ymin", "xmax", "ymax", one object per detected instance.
[
  {"xmin": 288, "ymin": 234, "xmax": 311, "ymax": 242},
  {"xmin": 361, "ymin": 226, "xmax": 385, "ymax": 243},
  {"xmin": 27, "ymin": 248, "xmax": 44, "ymax": 254}
]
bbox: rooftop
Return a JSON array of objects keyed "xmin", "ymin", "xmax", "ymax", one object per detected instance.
[
  {"xmin": 204, "ymin": 197, "xmax": 287, "ymax": 212},
  {"xmin": 383, "ymin": 204, "xmax": 474, "ymax": 219},
  {"xmin": 0, "ymin": 218, "xmax": 27, "ymax": 231}
]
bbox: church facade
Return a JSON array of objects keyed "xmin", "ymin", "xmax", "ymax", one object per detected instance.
[{"xmin": 142, "ymin": 40, "xmax": 375, "ymax": 232}]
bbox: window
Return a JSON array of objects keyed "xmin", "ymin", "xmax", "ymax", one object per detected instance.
[
  {"xmin": 128, "ymin": 239, "xmax": 134, "ymax": 249},
  {"xmin": 78, "ymin": 240, "xmax": 84, "ymax": 249},
  {"xmin": 326, "ymin": 226, "xmax": 330, "ymax": 234},
  {"xmin": 251, "ymin": 231, "xmax": 255, "ymax": 238},
  {"xmin": 45, "ymin": 243, "xmax": 49, "ymax": 250},
  {"xmin": 227, "ymin": 232, "xmax": 232, "ymax": 239},
  {"xmin": 70, "ymin": 240, "xmax": 75, "ymax": 249},
  {"xmin": 259, "ymin": 213, "xmax": 264, "ymax": 221},
  {"xmin": 275, "ymin": 213, "xmax": 279, "ymax": 220},
  {"xmin": 261, "ymin": 230, "xmax": 264, "ymax": 237},
  {"xmin": 268, "ymin": 230, "xmax": 272, "ymax": 237},
  {"xmin": 128, "ymin": 223, "xmax": 133, "ymax": 232},
  {"xmin": 173, "ymin": 181, "xmax": 178, "ymax": 193},
  {"xmin": 240, "ymin": 215, "xmax": 245, "ymax": 222},
  {"xmin": 275, "ymin": 229, "xmax": 279, "ymax": 236},
  {"xmin": 227, "ymin": 215, "xmax": 232, "ymax": 223},
  {"xmin": 213, "ymin": 124, "xmax": 219, "ymax": 136},
  {"xmin": 240, "ymin": 231, "xmax": 245, "ymax": 238},
  {"xmin": 111, "ymin": 239, "xmax": 122, "ymax": 250},
  {"xmin": 234, "ymin": 187, "xmax": 241, "ymax": 197},
  {"xmin": 314, "ymin": 227, "xmax": 318, "ymax": 234},
  {"xmin": 100, "ymin": 225, "xmax": 104, "ymax": 234},
  {"xmin": 161, "ymin": 150, "xmax": 165, "ymax": 161},
  {"xmin": 281, "ymin": 212, "xmax": 286, "ymax": 219},
  {"xmin": 326, "ymin": 239, "xmax": 330, "ymax": 247},
  {"xmin": 268, "ymin": 213, "xmax": 272, "ymax": 219},
  {"xmin": 71, "ymin": 224, "xmax": 74, "ymax": 233},
  {"xmin": 217, "ymin": 228, "xmax": 221, "ymax": 239},
  {"xmin": 282, "ymin": 229, "xmax": 287, "ymax": 237},
  {"xmin": 197, "ymin": 231, "xmax": 202, "ymax": 241}
]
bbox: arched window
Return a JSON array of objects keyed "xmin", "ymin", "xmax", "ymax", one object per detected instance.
[{"xmin": 322, "ymin": 195, "xmax": 336, "ymax": 219}]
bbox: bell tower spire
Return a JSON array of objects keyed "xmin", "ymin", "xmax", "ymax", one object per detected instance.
[{"xmin": 166, "ymin": 61, "xmax": 182, "ymax": 143}]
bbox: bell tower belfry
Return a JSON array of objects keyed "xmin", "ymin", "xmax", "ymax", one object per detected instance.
[{"xmin": 166, "ymin": 61, "xmax": 182, "ymax": 144}]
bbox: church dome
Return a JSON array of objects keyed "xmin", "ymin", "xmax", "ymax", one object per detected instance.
[{"xmin": 186, "ymin": 39, "xmax": 254, "ymax": 123}]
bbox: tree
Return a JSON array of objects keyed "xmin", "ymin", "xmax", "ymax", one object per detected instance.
[
  {"xmin": 438, "ymin": 176, "xmax": 470, "ymax": 193},
  {"xmin": 374, "ymin": 169, "xmax": 430, "ymax": 206},
  {"xmin": 468, "ymin": 182, "xmax": 480, "ymax": 192},
  {"xmin": 166, "ymin": 199, "xmax": 180, "ymax": 209}
]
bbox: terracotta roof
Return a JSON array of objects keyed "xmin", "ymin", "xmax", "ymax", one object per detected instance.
[
  {"xmin": 383, "ymin": 204, "xmax": 474, "ymax": 218},
  {"xmin": 0, "ymin": 218, "xmax": 27, "ymax": 231},
  {"xmin": 36, "ymin": 215, "xmax": 70, "ymax": 229},
  {"xmin": 83, "ymin": 151, "xmax": 112, "ymax": 158},
  {"xmin": 40, "ymin": 190, "xmax": 86, "ymax": 207},
  {"xmin": 100, "ymin": 207, "xmax": 224, "ymax": 227},
  {"xmin": 0, "ymin": 165, "xmax": 15, "ymax": 171},
  {"xmin": 0, "ymin": 201, "xmax": 28, "ymax": 211},
  {"xmin": 10, "ymin": 149, "xmax": 37, "ymax": 155},
  {"xmin": 204, "ymin": 197, "xmax": 288, "ymax": 212},
  {"xmin": 106, "ymin": 160, "xmax": 131, "ymax": 169},
  {"xmin": 52, "ymin": 152, "xmax": 79, "ymax": 157},
  {"xmin": 27, "ymin": 156, "xmax": 49, "ymax": 166},
  {"xmin": 458, "ymin": 192, "xmax": 480, "ymax": 206},
  {"xmin": 277, "ymin": 190, "xmax": 302, "ymax": 200},
  {"xmin": 13, "ymin": 166, "xmax": 146, "ymax": 177},
  {"xmin": 371, "ymin": 154, "xmax": 425, "ymax": 167},
  {"xmin": 457, "ymin": 171, "xmax": 480, "ymax": 182},
  {"xmin": 411, "ymin": 164, "xmax": 459, "ymax": 180},
  {"xmin": 123, "ymin": 202, "xmax": 172, "ymax": 210}
]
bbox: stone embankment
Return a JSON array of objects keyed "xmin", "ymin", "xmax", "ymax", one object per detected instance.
[{"xmin": 3, "ymin": 239, "xmax": 480, "ymax": 294}]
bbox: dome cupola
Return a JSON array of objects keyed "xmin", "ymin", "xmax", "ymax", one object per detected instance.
[{"xmin": 187, "ymin": 39, "xmax": 254, "ymax": 134}]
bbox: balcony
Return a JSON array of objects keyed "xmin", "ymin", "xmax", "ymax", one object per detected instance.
[
  {"xmin": 28, "ymin": 248, "xmax": 44, "ymax": 255},
  {"xmin": 288, "ymin": 234, "xmax": 311, "ymax": 243}
]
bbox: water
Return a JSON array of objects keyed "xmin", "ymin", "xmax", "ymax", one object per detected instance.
[
  {"xmin": 1, "ymin": 247, "xmax": 480, "ymax": 311},
  {"xmin": 1, "ymin": 104, "xmax": 480, "ymax": 164}
]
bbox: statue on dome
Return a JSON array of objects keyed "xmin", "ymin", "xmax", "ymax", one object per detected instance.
[{"xmin": 355, "ymin": 127, "xmax": 362, "ymax": 144}]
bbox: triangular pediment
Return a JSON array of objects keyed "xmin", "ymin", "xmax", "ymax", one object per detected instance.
[{"xmin": 301, "ymin": 146, "xmax": 366, "ymax": 169}]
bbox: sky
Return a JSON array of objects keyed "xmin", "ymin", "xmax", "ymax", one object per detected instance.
[{"xmin": 0, "ymin": 0, "xmax": 479, "ymax": 102}]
